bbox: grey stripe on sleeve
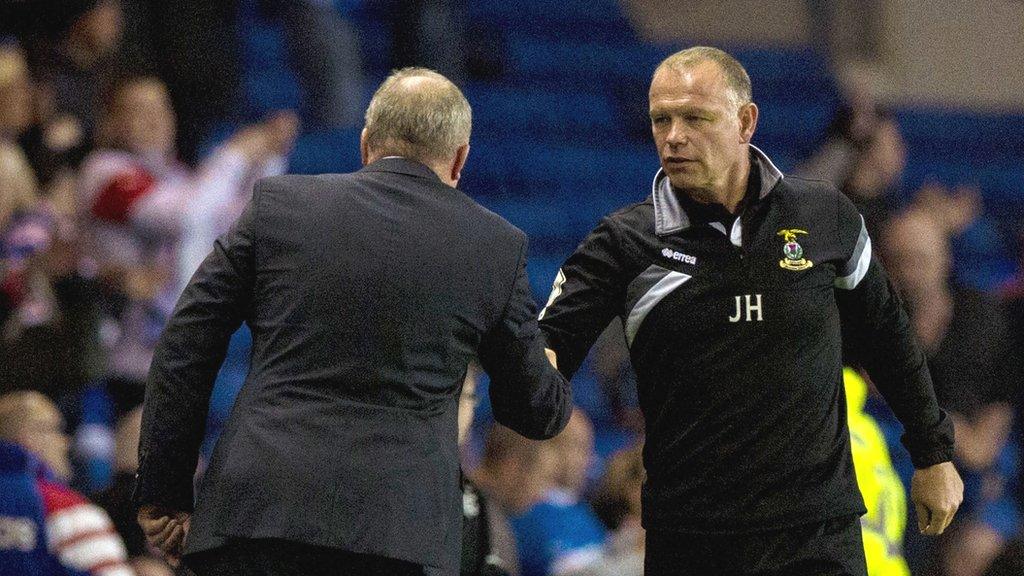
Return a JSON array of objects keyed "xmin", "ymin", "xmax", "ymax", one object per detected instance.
[
  {"xmin": 835, "ymin": 215, "xmax": 872, "ymax": 290},
  {"xmin": 623, "ymin": 264, "xmax": 691, "ymax": 346}
]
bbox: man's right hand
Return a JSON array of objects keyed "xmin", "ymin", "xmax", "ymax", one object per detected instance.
[{"xmin": 137, "ymin": 505, "xmax": 191, "ymax": 567}]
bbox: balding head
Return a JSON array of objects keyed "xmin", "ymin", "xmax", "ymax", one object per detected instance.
[
  {"xmin": 0, "ymin": 391, "xmax": 71, "ymax": 479},
  {"xmin": 654, "ymin": 46, "xmax": 752, "ymax": 110},
  {"xmin": 361, "ymin": 67, "xmax": 472, "ymax": 180}
]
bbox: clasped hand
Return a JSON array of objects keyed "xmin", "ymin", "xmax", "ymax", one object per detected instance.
[{"xmin": 138, "ymin": 505, "xmax": 191, "ymax": 567}]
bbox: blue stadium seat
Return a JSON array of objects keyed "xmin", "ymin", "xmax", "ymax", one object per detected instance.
[
  {"xmin": 469, "ymin": 0, "xmax": 630, "ymax": 41},
  {"xmin": 288, "ymin": 128, "xmax": 363, "ymax": 175},
  {"xmin": 464, "ymin": 83, "xmax": 624, "ymax": 144}
]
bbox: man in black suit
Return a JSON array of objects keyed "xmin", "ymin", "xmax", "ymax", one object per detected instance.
[{"xmin": 133, "ymin": 67, "xmax": 572, "ymax": 576}]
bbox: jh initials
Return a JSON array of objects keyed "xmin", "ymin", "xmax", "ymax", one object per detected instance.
[{"xmin": 729, "ymin": 294, "xmax": 763, "ymax": 322}]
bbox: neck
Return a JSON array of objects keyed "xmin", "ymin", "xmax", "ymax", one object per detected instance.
[
  {"xmin": 366, "ymin": 152, "xmax": 452, "ymax": 184},
  {"xmin": 719, "ymin": 153, "xmax": 752, "ymax": 213}
]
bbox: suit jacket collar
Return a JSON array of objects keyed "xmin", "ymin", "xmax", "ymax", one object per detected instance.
[
  {"xmin": 359, "ymin": 157, "xmax": 444, "ymax": 183},
  {"xmin": 651, "ymin": 144, "xmax": 784, "ymax": 236}
]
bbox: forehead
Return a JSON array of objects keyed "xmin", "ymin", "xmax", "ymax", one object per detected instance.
[{"xmin": 649, "ymin": 61, "xmax": 733, "ymax": 110}]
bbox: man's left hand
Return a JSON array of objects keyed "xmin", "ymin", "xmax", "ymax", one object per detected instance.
[
  {"xmin": 910, "ymin": 461, "xmax": 964, "ymax": 535},
  {"xmin": 138, "ymin": 505, "xmax": 191, "ymax": 567}
]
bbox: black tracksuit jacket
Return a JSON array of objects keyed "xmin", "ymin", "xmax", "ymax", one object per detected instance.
[{"xmin": 539, "ymin": 146, "xmax": 954, "ymax": 533}]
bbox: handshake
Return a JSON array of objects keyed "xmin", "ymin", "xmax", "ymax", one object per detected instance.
[{"xmin": 137, "ymin": 505, "xmax": 192, "ymax": 567}]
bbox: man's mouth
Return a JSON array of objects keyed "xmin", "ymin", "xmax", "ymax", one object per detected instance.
[{"xmin": 665, "ymin": 157, "xmax": 698, "ymax": 168}]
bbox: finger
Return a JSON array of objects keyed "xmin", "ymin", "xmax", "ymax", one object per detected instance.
[
  {"xmin": 140, "ymin": 515, "xmax": 170, "ymax": 536},
  {"xmin": 923, "ymin": 509, "xmax": 945, "ymax": 536},
  {"xmin": 938, "ymin": 505, "xmax": 959, "ymax": 534},
  {"xmin": 914, "ymin": 502, "xmax": 930, "ymax": 534},
  {"xmin": 152, "ymin": 519, "xmax": 180, "ymax": 547},
  {"xmin": 161, "ymin": 524, "xmax": 184, "ymax": 553}
]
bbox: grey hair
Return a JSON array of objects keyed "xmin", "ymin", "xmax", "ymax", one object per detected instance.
[
  {"xmin": 363, "ymin": 67, "xmax": 472, "ymax": 163},
  {"xmin": 655, "ymin": 46, "xmax": 753, "ymax": 108}
]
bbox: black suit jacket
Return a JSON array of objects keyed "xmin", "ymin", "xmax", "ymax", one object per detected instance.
[{"xmin": 134, "ymin": 158, "xmax": 572, "ymax": 573}]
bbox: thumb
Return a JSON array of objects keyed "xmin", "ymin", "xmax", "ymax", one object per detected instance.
[{"xmin": 915, "ymin": 502, "xmax": 931, "ymax": 533}]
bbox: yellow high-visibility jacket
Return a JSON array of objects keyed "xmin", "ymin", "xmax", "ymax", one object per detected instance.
[{"xmin": 845, "ymin": 367, "xmax": 911, "ymax": 576}]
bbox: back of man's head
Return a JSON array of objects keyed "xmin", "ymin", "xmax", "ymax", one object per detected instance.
[{"xmin": 363, "ymin": 67, "xmax": 472, "ymax": 165}]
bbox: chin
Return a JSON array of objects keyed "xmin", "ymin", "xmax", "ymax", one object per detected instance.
[{"xmin": 666, "ymin": 172, "xmax": 701, "ymax": 190}]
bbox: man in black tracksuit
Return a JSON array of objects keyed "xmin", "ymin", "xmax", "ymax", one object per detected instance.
[{"xmin": 538, "ymin": 47, "xmax": 964, "ymax": 575}]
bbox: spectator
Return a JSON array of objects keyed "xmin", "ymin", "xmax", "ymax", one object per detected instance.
[
  {"xmin": 573, "ymin": 443, "xmax": 645, "ymax": 576},
  {"xmin": 0, "ymin": 391, "xmax": 133, "ymax": 576},
  {"xmin": 0, "ymin": 43, "xmax": 39, "ymax": 215},
  {"xmin": 880, "ymin": 210, "xmax": 1021, "ymax": 576},
  {"xmin": 0, "ymin": 41, "xmax": 85, "ymax": 214},
  {"xmin": 119, "ymin": 0, "xmax": 240, "ymax": 163},
  {"xmin": 1, "ymin": 58, "xmax": 102, "ymax": 399},
  {"xmin": 797, "ymin": 69, "xmax": 905, "ymax": 240},
  {"xmin": 76, "ymin": 75, "xmax": 296, "ymax": 404},
  {"xmin": 0, "ymin": 205, "xmax": 104, "ymax": 399},
  {"xmin": 460, "ymin": 366, "xmax": 519, "ymax": 576},
  {"xmin": 18, "ymin": 0, "xmax": 126, "ymax": 141},
  {"xmin": 509, "ymin": 409, "xmax": 607, "ymax": 576},
  {"xmin": 474, "ymin": 425, "xmax": 555, "ymax": 518}
]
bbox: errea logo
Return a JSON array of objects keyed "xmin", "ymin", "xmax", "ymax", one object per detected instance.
[{"xmin": 661, "ymin": 248, "xmax": 697, "ymax": 265}]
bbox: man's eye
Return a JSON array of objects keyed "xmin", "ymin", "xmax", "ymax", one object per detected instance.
[
  {"xmin": 687, "ymin": 115, "xmax": 707, "ymax": 123},
  {"xmin": 652, "ymin": 116, "xmax": 668, "ymax": 124}
]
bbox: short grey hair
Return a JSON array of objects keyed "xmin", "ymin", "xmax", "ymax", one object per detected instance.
[
  {"xmin": 655, "ymin": 46, "xmax": 753, "ymax": 108},
  {"xmin": 363, "ymin": 67, "xmax": 472, "ymax": 163}
]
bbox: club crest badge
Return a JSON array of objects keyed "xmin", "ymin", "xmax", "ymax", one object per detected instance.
[{"xmin": 777, "ymin": 229, "xmax": 813, "ymax": 271}]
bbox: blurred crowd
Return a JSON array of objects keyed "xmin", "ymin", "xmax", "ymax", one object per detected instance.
[{"xmin": 1, "ymin": 1, "xmax": 1022, "ymax": 576}]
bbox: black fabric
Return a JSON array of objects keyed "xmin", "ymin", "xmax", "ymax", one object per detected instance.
[
  {"xmin": 134, "ymin": 158, "xmax": 571, "ymax": 574},
  {"xmin": 644, "ymin": 514, "xmax": 868, "ymax": 576},
  {"xmin": 460, "ymin": 478, "xmax": 490, "ymax": 575},
  {"xmin": 539, "ymin": 160, "xmax": 952, "ymax": 535},
  {"xmin": 460, "ymin": 478, "xmax": 515, "ymax": 576},
  {"xmin": 186, "ymin": 538, "xmax": 424, "ymax": 576},
  {"xmin": 93, "ymin": 472, "xmax": 147, "ymax": 557}
]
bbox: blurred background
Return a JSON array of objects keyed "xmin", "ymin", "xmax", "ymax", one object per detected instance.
[{"xmin": 1, "ymin": 1, "xmax": 1022, "ymax": 575}]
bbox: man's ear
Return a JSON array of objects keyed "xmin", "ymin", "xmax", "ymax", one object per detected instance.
[
  {"xmin": 738, "ymin": 102, "xmax": 758, "ymax": 144},
  {"xmin": 360, "ymin": 128, "xmax": 370, "ymax": 165},
  {"xmin": 450, "ymin": 143, "xmax": 470, "ymax": 185}
]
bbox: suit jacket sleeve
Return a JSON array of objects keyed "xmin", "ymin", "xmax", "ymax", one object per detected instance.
[
  {"xmin": 478, "ymin": 236, "xmax": 572, "ymax": 441},
  {"xmin": 133, "ymin": 189, "xmax": 259, "ymax": 511},
  {"xmin": 833, "ymin": 194, "xmax": 954, "ymax": 469}
]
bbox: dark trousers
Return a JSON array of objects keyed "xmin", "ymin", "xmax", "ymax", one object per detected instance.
[
  {"xmin": 185, "ymin": 538, "xmax": 425, "ymax": 576},
  {"xmin": 645, "ymin": 514, "xmax": 868, "ymax": 576}
]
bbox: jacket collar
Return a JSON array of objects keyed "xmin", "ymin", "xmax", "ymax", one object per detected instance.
[
  {"xmin": 651, "ymin": 144, "xmax": 783, "ymax": 236},
  {"xmin": 359, "ymin": 157, "xmax": 444, "ymax": 183}
]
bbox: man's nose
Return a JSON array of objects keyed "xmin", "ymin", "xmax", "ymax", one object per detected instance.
[{"xmin": 665, "ymin": 119, "xmax": 689, "ymax": 147}]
